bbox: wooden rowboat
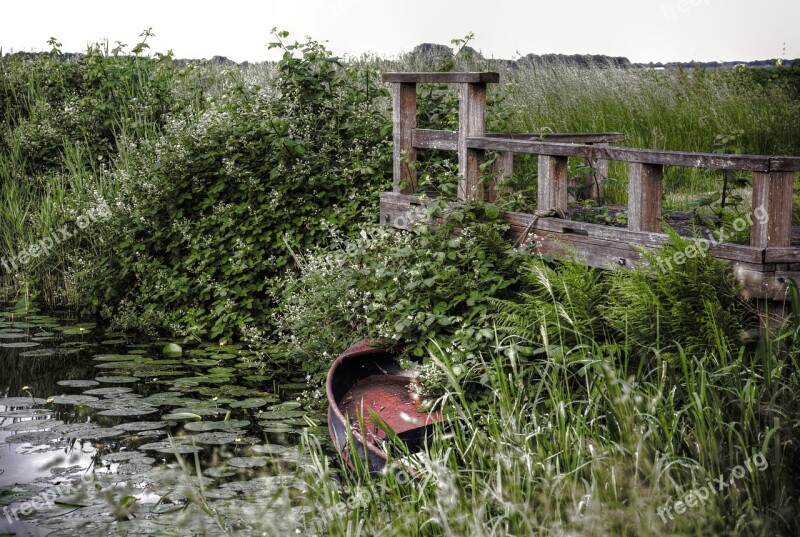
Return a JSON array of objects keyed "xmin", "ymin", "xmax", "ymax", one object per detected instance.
[{"xmin": 326, "ymin": 339, "xmax": 444, "ymax": 474}]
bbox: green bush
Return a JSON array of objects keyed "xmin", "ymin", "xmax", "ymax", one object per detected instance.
[
  {"xmin": 271, "ymin": 203, "xmax": 524, "ymax": 382},
  {"xmin": 78, "ymin": 34, "xmax": 393, "ymax": 340}
]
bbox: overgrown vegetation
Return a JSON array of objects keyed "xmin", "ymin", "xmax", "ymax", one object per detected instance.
[{"xmin": 2, "ymin": 32, "xmax": 800, "ymax": 535}]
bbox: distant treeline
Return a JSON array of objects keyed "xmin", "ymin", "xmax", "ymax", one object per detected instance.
[{"xmin": 3, "ymin": 42, "xmax": 796, "ymax": 72}]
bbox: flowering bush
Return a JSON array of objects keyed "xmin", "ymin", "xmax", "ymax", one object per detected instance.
[
  {"xmin": 271, "ymin": 203, "xmax": 526, "ymax": 383},
  {"xmin": 79, "ymin": 33, "xmax": 392, "ymax": 339}
]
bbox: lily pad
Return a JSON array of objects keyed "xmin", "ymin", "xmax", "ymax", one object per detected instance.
[
  {"xmin": 95, "ymin": 376, "xmax": 140, "ymax": 384},
  {"xmin": 98, "ymin": 406, "xmax": 159, "ymax": 417},
  {"xmin": 203, "ymin": 466, "xmax": 239, "ymax": 479},
  {"xmin": 0, "ymin": 408, "xmax": 52, "ymax": 418},
  {"xmin": 139, "ymin": 440, "xmax": 203, "ymax": 455},
  {"xmin": 100, "ymin": 451, "xmax": 151, "ymax": 462},
  {"xmin": 183, "ymin": 420, "xmax": 249, "ymax": 432},
  {"xmin": 113, "ymin": 421, "xmax": 168, "ymax": 432},
  {"xmin": 93, "ymin": 362, "xmax": 137, "ymax": 370},
  {"xmin": 243, "ymin": 375, "xmax": 272, "ymax": 382},
  {"xmin": 184, "ymin": 359, "xmax": 221, "ymax": 367},
  {"xmin": 0, "ymin": 341, "xmax": 41, "ymax": 349},
  {"xmin": 0, "ymin": 396, "xmax": 48, "ymax": 408},
  {"xmin": 169, "ymin": 406, "xmax": 227, "ymax": 417},
  {"xmin": 259, "ymin": 410, "xmax": 306, "ymax": 420},
  {"xmin": 260, "ymin": 424, "xmax": 299, "ymax": 433},
  {"xmin": 93, "ymin": 354, "xmax": 144, "ymax": 362},
  {"xmin": 142, "ymin": 393, "xmax": 186, "ymax": 406},
  {"xmin": 2, "ymin": 419, "xmax": 64, "ymax": 432},
  {"xmin": 251, "ymin": 443, "xmax": 289, "ymax": 455},
  {"xmin": 189, "ymin": 432, "xmax": 244, "ymax": 445},
  {"xmin": 83, "ymin": 387, "xmax": 134, "ymax": 396},
  {"xmin": 171, "ymin": 375, "xmax": 231, "ymax": 386},
  {"xmin": 226, "ymin": 456, "xmax": 268, "ymax": 469},
  {"xmin": 161, "ymin": 412, "xmax": 203, "ymax": 421},
  {"xmin": 55, "ymin": 424, "xmax": 124, "ymax": 439},
  {"xmin": 0, "ymin": 332, "xmax": 26, "ymax": 339},
  {"xmin": 60, "ymin": 325, "xmax": 95, "ymax": 336},
  {"xmin": 269, "ymin": 401, "xmax": 302, "ymax": 411},
  {"xmin": 229, "ymin": 398, "xmax": 268, "ymax": 410},
  {"xmin": 57, "ymin": 380, "xmax": 100, "ymax": 388},
  {"xmin": 50, "ymin": 395, "xmax": 100, "ymax": 405}
]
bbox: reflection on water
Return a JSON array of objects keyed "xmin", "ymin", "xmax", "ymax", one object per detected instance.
[{"xmin": 0, "ymin": 305, "xmax": 325, "ymax": 535}]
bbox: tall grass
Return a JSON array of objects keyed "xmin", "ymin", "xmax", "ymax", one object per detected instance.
[{"xmin": 297, "ymin": 315, "xmax": 800, "ymax": 536}]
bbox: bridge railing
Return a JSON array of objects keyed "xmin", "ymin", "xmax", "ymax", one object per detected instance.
[{"xmin": 382, "ymin": 71, "xmax": 800, "ymax": 251}]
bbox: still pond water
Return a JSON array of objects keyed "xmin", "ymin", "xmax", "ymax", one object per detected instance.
[{"xmin": 0, "ymin": 305, "xmax": 331, "ymax": 535}]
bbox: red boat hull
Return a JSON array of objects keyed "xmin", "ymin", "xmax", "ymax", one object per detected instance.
[{"xmin": 326, "ymin": 339, "xmax": 443, "ymax": 474}]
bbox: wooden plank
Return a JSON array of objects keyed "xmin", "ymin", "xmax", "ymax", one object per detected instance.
[
  {"xmin": 488, "ymin": 152, "xmax": 513, "ymax": 202},
  {"xmin": 504, "ymin": 212, "xmax": 668, "ymax": 247},
  {"xmin": 415, "ymin": 131, "xmax": 625, "ymax": 152},
  {"xmin": 458, "ymin": 83, "xmax": 488, "ymax": 201},
  {"xmin": 585, "ymin": 142, "xmax": 609, "ymax": 200},
  {"xmin": 751, "ymin": 171, "xmax": 794, "ymax": 248},
  {"xmin": 533, "ymin": 233, "xmax": 643, "ymax": 269},
  {"xmin": 379, "ymin": 196, "xmax": 767, "ymax": 265},
  {"xmin": 467, "ymin": 137, "xmax": 782, "ymax": 172},
  {"xmin": 412, "ymin": 129, "xmax": 457, "ymax": 151},
  {"xmin": 382, "ymin": 72, "xmax": 500, "ymax": 84},
  {"xmin": 390, "ymin": 83, "xmax": 417, "ymax": 193},
  {"xmin": 485, "ymin": 132, "xmax": 625, "ymax": 144},
  {"xmin": 537, "ymin": 156, "xmax": 569, "ymax": 214},
  {"xmin": 628, "ymin": 163, "xmax": 663, "ymax": 232},
  {"xmin": 469, "ymin": 137, "xmax": 596, "ymax": 158},
  {"xmin": 765, "ymin": 247, "xmax": 800, "ymax": 263},
  {"xmin": 379, "ymin": 192, "xmax": 431, "ymax": 230},
  {"xmin": 602, "ymin": 147, "xmax": 771, "ymax": 171},
  {"xmin": 769, "ymin": 158, "xmax": 800, "ymax": 172},
  {"xmin": 503, "ymin": 211, "xmax": 765, "ymax": 264}
]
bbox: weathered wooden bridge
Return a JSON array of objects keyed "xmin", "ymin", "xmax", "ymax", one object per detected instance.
[{"xmin": 379, "ymin": 71, "xmax": 800, "ymax": 310}]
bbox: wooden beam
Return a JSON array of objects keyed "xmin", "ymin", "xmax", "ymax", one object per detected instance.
[
  {"xmin": 628, "ymin": 162, "xmax": 663, "ymax": 232},
  {"xmin": 412, "ymin": 129, "xmax": 457, "ymax": 151},
  {"xmin": 391, "ymin": 83, "xmax": 417, "ymax": 193},
  {"xmin": 751, "ymin": 171, "xmax": 794, "ymax": 248},
  {"xmin": 769, "ymin": 158, "xmax": 800, "ymax": 172},
  {"xmin": 586, "ymin": 142, "xmax": 609, "ymax": 200},
  {"xmin": 470, "ymin": 137, "xmax": 595, "ymax": 158},
  {"xmin": 458, "ymin": 83, "xmax": 487, "ymax": 201},
  {"xmin": 537, "ymin": 155, "xmax": 569, "ymax": 214},
  {"xmin": 765, "ymin": 247, "xmax": 800, "ymax": 264},
  {"xmin": 466, "ymin": 137, "xmax": 798, "ymax": 172},
  {"xmin": 382, "ymin": 72, "xmax": 500, "ymax": 84},
  {"xmin": 488, "ymin": 151, "xmax": 513, "ymax": 202},
  {"xmin": 485, "ymin": 132, "xmax": 625, "ymax": 144},
  {"xmin": 379, "ymin": 192, "xmax": 431, "ymax": 230}
]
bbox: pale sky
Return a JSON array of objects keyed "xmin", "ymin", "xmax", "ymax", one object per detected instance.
[{"xmin": 1, "ymin": 0, "xmax": 797, "ymax": 64}]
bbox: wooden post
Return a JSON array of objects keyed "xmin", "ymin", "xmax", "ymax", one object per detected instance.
[
  {"xmin": 628, "ymin": 162, "xmax": 663, "ymax": 232},
  {"xmin": 487, "ymin": 151, "xmax": 513, "ymax": 202},
  {"xmin": 538, "ymin": 155, "xmax": 569, "ymax": 214},
  {"xmin": 458, "ymin": 83, "xmax": 487, "ymax": 201},
  {"xmin": 391, "ymin": 83, "xmax": 416, "ymax": 194},
  {"xmin": 751, "ymin": 171, "xmax": 794, "ymax": 248},
  {"xmin": 587, "ymin": 142, "xmax": 609, "ymax": 200}
]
